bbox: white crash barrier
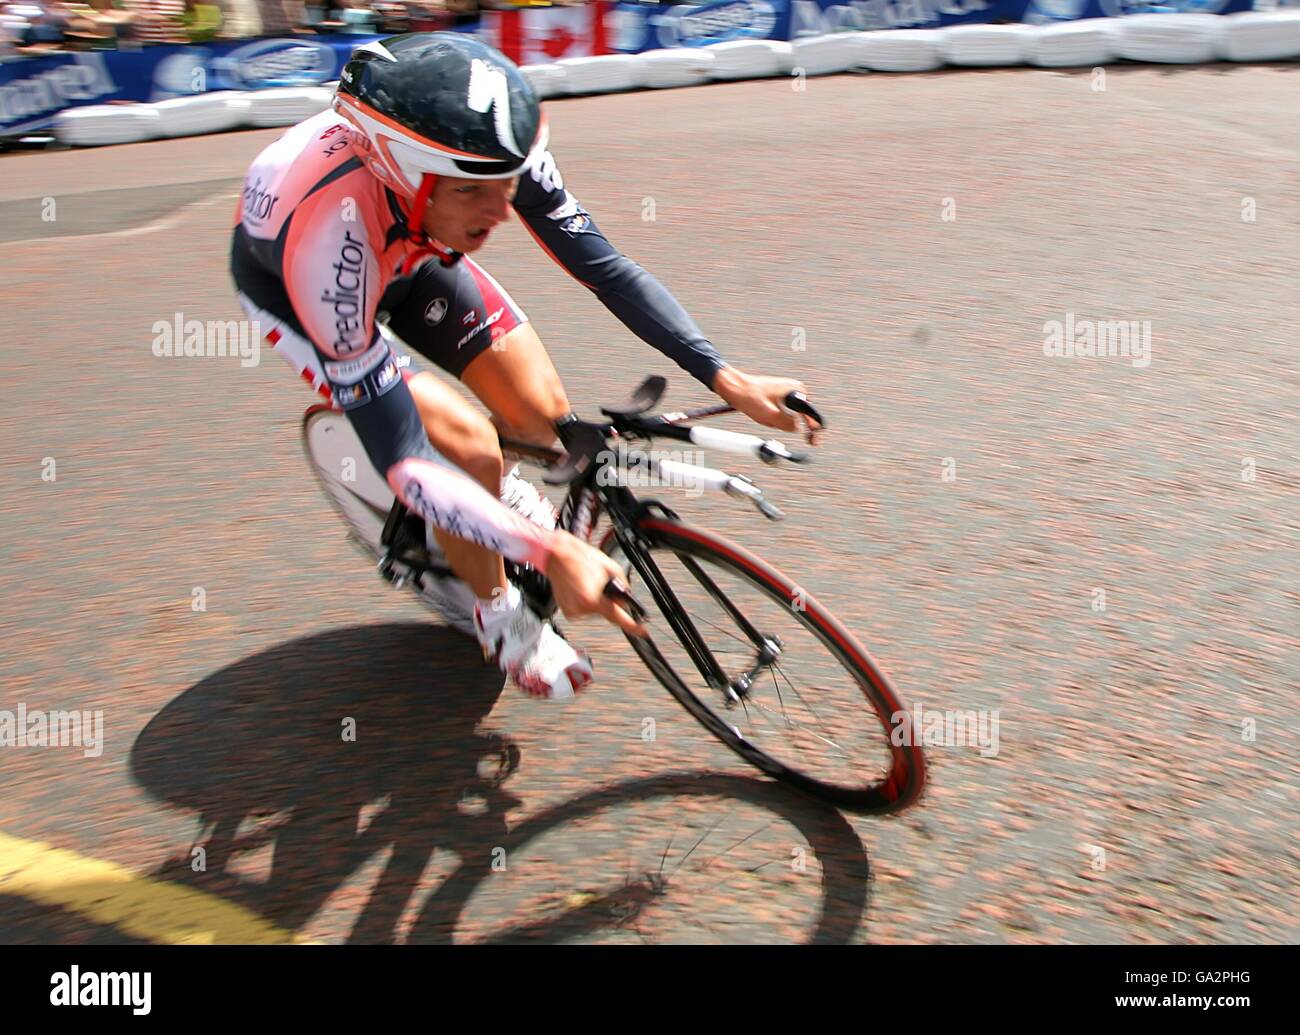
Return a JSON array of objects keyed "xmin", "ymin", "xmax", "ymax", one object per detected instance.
[
  {"xmin": 521, "ymin": 61, "xmax": 569, "ymax": 99},
  {"xmin": 854, "ymin": 29, "xmax": 944, "ymax": 72},
  {"xmin": 557, "ymin": 54, "xmax": 640, "ymax": 95},
  {"xmin": 706, "ymin": 38, "xmax": 793, "ymax": 79},
  {"xmin": 55, "ymin": 104, "xmax": 161, "ymax": 147},
  {"xmin": 242, "ymin": 86, "xmax": 334, "ymax": 128},
  {"xmin": 636, "ymin": 46, "xmax": 716, "ymax": 88},
  {"xmin": 939, "ymin": 23, "xmax": 1033, "ymax": 67},
  {"xmin": 41, "ymin": 20, "xmax": 1300, "ymax": 147},
  {"xmin": 153, "ymin": 91, "xmax": 246, "ymax": 138},
  {"xmin": 1022, "ymin": 18, "xmax": 1121, "ymax": 68},
  {"xmin": 790, "ymin": 32, "xmax": 866, "ymax": 76},
  {"xmin": 1117, "ymin": 13, "xmax": 1222, "ymax": 64},
  {"xmin": 1215, "ymin": 10, "xmax": 1300, "ymax": 62}
]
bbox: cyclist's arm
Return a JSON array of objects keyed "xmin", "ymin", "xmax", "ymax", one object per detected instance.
[
  {"xmin": 281, "ymin": 198, "xmax": 556, "ymax": 571},
  {"xmin": 513, "ymin": 152, "xmax": 727, "ymax": 388}
]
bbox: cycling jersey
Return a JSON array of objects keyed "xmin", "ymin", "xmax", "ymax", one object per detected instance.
[{"xmin": 231, "ymin": 109, "xmax": 725, "ymax": 568}]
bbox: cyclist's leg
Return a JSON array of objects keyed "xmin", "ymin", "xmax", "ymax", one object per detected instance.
[
  {"xmin": 460, "ymin": 322, "xmax": 571, "ymax": 448},
  {"xmin": 383, "ymin": 257, "xmax": 545, "ymax": 600},
  {"xmin": 402, "ymin": 369, "xmax": 507, "ymax": 600},
  {"xmin": 382, "ymin": 255, "xmax": 568, "ymax": 448},
  {"xmin": 402, "ymin": 369, "xmax": 502, "ymax": 494},
  {"xmin": 235, "ymin": 288, "xmax": 508, "ymax": 602}
]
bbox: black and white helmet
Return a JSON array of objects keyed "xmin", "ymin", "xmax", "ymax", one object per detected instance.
[{"xmin": 334, "ymin": 33, "xmax": 547, "ymax": 199}]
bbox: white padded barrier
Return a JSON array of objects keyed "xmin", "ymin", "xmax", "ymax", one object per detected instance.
[
  {"xmin": 854, "ymin": 29, "xmax": 943, "ymax": 72},
  {"xmin": 153, "ymin": 91, "xmax": 246, "ymax": 138},
  {"xmin": 521, "ymin": 61, "xmax": 569, "ymax": 98},
  {"xmin": 1022, "ymin": 18, "xmax": 1120, "ymax": 68},
  {"xmin": 706, "ymin": 38, "xmax": 793, "ymax": 79},
  {"xmin": 790, "ymin": 32, "xmax": 866, "ymax": 75},
  {"xmin": 45, "ymin": 23, "xmax": 1300, "ymax": 148},
  {"xmin": 1117, "ymin": 13, "xmax": 1221, "ymax": 64},
  {"xmin": 557, "ymin": 54, "xmax": 640, "ymax": 95},
  {"xmin": 1214, "ymin": 10, "xmax": 1300, "ymax": 62},
  {"xmin": 241, "ymin": 86, "xmax": 334, "ymax": 128},
  {"xmin": 636, "ymin": 46, "xmax": 716, "ymax": 88},
  {"xmin": 55, "ymin": 104, "xmax": 160, "ymax": 147},
  {"xmin": 939, "ymin": 23, "xmax": 1033, "ymax": 67}
]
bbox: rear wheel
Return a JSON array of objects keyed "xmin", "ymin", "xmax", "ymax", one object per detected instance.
[
  {"xmin": 301, "ymin": 405, "xmax": 477, "ymax": 634},
  {"xmin": 604, "ymin": 517, "xmax": 924, "ymax": 813}
]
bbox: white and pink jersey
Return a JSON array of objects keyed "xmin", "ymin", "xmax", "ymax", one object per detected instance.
[
  {"xmin": 231, "ymin": 111, "xmax": 553, "ymax": 570},
  {"xmin": 231, "ymin": 107, "xmax": 726, "ymax": 570}
]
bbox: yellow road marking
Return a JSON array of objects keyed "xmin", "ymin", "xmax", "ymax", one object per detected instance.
[{"xmin": 0, "ymin": 831, "xmax": 313, "ymax": 944}]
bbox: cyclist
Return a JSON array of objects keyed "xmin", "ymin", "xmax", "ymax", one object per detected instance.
[{"xmin": 231, "ymin": 32, "xmax": 820, "ymax": 700}]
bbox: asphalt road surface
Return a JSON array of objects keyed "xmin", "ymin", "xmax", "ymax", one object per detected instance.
[{"xmin": 1, "ymin": 65, "xmax": 1297, "ymax": 944}]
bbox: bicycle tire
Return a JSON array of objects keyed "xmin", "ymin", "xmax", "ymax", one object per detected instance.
[
  {"xmin": 603, "ymin": 516, "xmax": 925, "ymax": 813},
  {"xmin": 300, "ymin": 404, "xmax": 477, "ymax": 634}
]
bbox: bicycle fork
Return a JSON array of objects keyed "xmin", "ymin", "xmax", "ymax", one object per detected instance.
[{"xmin": 617, "ymin": 525, "xmax": 781, "ymax": 710}]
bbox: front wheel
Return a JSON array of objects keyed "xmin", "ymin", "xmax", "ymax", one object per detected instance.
[{"xmin": 604, "ymin": 517, "xmax": 925, "ymax": 813}]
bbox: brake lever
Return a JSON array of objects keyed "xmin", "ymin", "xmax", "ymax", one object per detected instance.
[
  {"xmin": 782, "ymin": 391, "xmax": 826, "ymax": 429},
  {"xmin": 724, "ymin": 475, "xmax": 784, "ymax": 521},
  {"xmin": 543, "ymin": 422, "xmax": 609, "ymax": 486},
  {"xmin": 758, "ymin": 440, "xmax": 810, "ymax": 465},
  {"xmin": 604, "ymin": 578, "xmax": 648, "ymax": 623}
]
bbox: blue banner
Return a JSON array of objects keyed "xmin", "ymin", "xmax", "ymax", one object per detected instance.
[
  {"xmin": 786, "ymin": 0, "xmax": 1250, "ymax": 35},
  {"xmin": 0, "ymin": 29, "xmax": 479, "ymax": 137},
  {"xmin": 612, "ymin": 1, "xmax": 790, "ymax": 51},
  {"xmin": 613, "ymin": 0, "xmax": 1255, "ymax": 49}
]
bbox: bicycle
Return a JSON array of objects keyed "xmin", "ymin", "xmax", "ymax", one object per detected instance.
[{"xmin": 302, "ymin": 375, "xmax": 926, "ymax": 813}]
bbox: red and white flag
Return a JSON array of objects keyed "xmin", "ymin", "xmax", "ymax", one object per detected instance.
[{"xmin": 482, "ymin": 2, "xmax": 612, "ymax": 66}]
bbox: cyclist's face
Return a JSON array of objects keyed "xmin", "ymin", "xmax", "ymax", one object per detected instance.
[{"xmin": 421, "ymin": 175, "xmax": 518, "ymax": 253}]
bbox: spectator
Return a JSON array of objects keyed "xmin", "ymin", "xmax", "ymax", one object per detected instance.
[
  {"xmin": 334, "ymin": 0, "xmax": 377, "ymax": 34},
  {"xmin": 5, "ymin": 2, "xmax": 69, "ymax": 47},
  {"xmin": 183, "ymin": 0, "xmax": 221, "ymax": 40},
  {"xmin": 403, "ymin": 2, "xmax": 453, "ymax": 32},
  {"xmin": 257, "ymin": 0, "xmax": 306, "ymax": 35},
  {"xmin": 216, "ymin": 0, "xmax": 259, "ymax": 37},
  {"xmin": 122, "ymin": 0, "xmax": 187, "ymax": 43},
  {"xmin": 372, "ymin": 0, "xmax": 406, "ymax": 33},
  {"xmin": 60, "ymin": 0, "xmax": 118, "ymax": 47},
  {"xmin": 90, "ymin": 0, "xmax": 140, "ymax": 39}
]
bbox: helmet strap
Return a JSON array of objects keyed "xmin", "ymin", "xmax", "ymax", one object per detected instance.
[
  {"xmin": 407, "ymin": 173, "xmax": 437, "ymax": 238},
  {"xmin": 399, "ymin": 174, "xmax": 462, "ymax": 275}
]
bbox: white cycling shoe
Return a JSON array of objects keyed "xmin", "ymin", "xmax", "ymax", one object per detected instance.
[
  {"xmin": 500, "ymin": 463, "xmax": 559, "ymax": 530},
  {"xmin": 420, "ymin": 465, "xmax": 558, "ymax": 635},
  {"xmin": 474, "ymin": 583, "xmax": 593, "ymax": 700}
]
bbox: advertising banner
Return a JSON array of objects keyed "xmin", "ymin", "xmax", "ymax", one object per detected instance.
[{"xmin": 0, "ymin": 28, "xmax": 490, "ymax": 137}]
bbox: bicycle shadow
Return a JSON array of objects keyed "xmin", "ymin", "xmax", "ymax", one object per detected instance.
[
  {"xmin": 409, "ymin": 772, "xmax": 872, "ymax": 945},
  {"xmin": 131, "ymin": 622, "xmax": 515, "ymax": 942},
  {"xmin": 130, "ymin": 623, "xmax": 874, "ymax": 944}
]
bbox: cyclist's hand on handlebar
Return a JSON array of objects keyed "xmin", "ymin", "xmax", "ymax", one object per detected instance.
[
  {"xmin": 546, "ymin": 531, "xmax": 648, "ymax": 637},
  {"xmin": 711, "ymin": 367, "xmax": 823, "ymax": 445}
]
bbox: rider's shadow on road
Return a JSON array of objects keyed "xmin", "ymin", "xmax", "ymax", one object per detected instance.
[
  {"xmin": 131, "ymin": 623, "xmax": 874, "ymax": 944},
  {"xmin": 130, "ymin": 622, "xmax": 519, "ymax": 943}
]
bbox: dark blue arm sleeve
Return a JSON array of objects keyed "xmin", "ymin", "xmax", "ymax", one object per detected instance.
[{"xmin": 514, "ymin": 157, "xmax": 727, "ymax": 388}]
